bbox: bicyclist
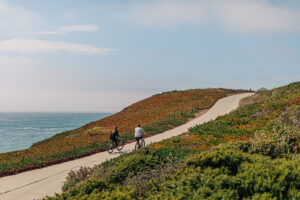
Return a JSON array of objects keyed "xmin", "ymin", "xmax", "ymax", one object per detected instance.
[
  {"xmin": 110, "ymin": 126, "xmax": 119, "ymax": 147},
  {"xmin": 135, "ymin": 123, "xmax": 145, "ymax": 145}
]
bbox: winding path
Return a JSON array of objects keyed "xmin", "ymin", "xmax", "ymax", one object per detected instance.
[{"xmin": 0, "ymin": 93, "xmax": 254, "ymax": 200}]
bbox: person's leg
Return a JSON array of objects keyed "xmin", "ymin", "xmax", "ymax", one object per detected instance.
[
  {"xmin": 139, "ymin": 136, "xmax": 143, "ymax": 146},
  {"xmin": 110, "ymin": 138, "xmax": 114, "ymax": 146},
  {"xmin": 135, "ymin": 137, "xmax": 140, "ymax": 145},
  {"xmin": 138, "ymin": 137, "xmax": 142, "ymax": 146},
  {"xmin": 112, "ymin": 137, "xmax": 117, "ymax": 147},
  {"xmin": 115, "ymin": 137, "xmax": 119, "ymax": 146}
]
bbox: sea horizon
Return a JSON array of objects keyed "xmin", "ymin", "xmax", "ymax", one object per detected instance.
[{"xmin": 0, "ymin": 112, "xmax": 112, "ymax": 153}]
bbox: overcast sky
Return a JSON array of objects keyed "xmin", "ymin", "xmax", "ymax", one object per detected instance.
[{"xmin": 0, "ymin": 0, "xmax": 299, "ymax": 112}]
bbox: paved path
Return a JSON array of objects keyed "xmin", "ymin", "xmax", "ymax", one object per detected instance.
[{"xmin": 0, "ymin": 93, "xmax": 254, "ymax": 200}]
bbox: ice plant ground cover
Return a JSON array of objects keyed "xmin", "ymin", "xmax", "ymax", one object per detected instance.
[
  {"xmin": 44, "ymin": 82, "xmax": 300, "ymax": 199},
  {"xmin": 0, "ymin": 88, "xmax": 246, "ymax": 176}
]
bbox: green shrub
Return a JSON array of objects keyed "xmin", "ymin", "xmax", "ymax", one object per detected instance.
[
  {"xmin": 107, "ymin": 151, "xmax": 162, "ymax": 183},
  {"xmin": 185, "ymin": 148, "xmax": 253, "ymax": 175},
  {"xmin": 62, "ymin": 167, "xmax": 93, "ymax": 191},
  {"xmin": 238, "ymin": 135, "xmax": 300, "ymax": 158},
  {"xmin": 147, "ymin": 147, "xmax": 300, "ymax": 199},
  {"xmin": 45, "ymin": 179, "xmax": 109, "ymax": 200}
]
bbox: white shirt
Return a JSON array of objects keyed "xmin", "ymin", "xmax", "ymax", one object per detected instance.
[{"xmin": 135, "ymin": 127, "xmax": 144, "ymax": 137}]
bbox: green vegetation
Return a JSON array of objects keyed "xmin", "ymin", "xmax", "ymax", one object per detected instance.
[
  {"xmin": 43, "ymin": 82, "xmax": 299, "ymax": 199},
  {"xmin": 0, "ymin": 88, "xmax": 246, "ymax": 176},
  {"xmin": 149, "ymin": 147, "xmax": 300, "ymax": 199},
  {"xmin": 45, "ymin": 145, "xmax": 300, "ymax": 200}
]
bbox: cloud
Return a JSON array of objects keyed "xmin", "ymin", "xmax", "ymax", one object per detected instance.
[
  {"xmin": 0, "ymin": 2, "xmax": 40, "ymax": 33},
  {"xmin": 32, "ymin": 24, "xmax": 99, "ymax": 35},
  {"xmin": 0, "ymin": 2, "xmax": 98, "ymax": 35},
  {"xmin": 0, "ymin": 38, "xmax": 118, "ymax": 55},
  {"xmin": 127, "ymin": 0, "xmax": 207, "ymax": 26},
  {"xmin": 124, "ymin": 0, "xmax": 300, "ymax": 34},
  {"xmin": 29, "ymin": 31, "xmax": 64, "ymax": 35},
  {"xmin": 212, "ymin": 0, "xmax": 300, "ymax": 34},
  {"xmin": 58, "ymin": 24, "xmax": 99, "ymax": 32}
]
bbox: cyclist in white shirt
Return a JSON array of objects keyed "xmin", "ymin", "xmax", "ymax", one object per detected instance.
[{"xmin": 135, "ymin": 123, "xmax": 145, "ymax": 145}]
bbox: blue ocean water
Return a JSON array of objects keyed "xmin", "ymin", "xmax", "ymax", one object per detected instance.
[{"xmin": 0, "ymin": 113, "xmax": 111, "ymax": 153}]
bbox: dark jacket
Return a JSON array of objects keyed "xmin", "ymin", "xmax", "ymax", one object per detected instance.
[{"xmin": 110, "ymin": 130, "xmax": 119, "ymax": 140}]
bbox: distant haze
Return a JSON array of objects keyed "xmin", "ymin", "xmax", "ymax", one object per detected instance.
[{"xmin": 0, "ymin": 0, "xmax": 299, "ymax": 112}]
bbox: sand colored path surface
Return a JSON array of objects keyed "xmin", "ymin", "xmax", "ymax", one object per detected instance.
[{"xmin": 0, "ymin": 93, "xmax": 253, "ymax": 200}]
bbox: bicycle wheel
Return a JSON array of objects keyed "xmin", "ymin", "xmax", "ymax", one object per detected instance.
[
  {"xmin": 140, "ymin": 139, "xmax": 145, "ymax": 148},
  {"xmin": 108, "ymin": 143, "xmax": 114, "ymax": 154},
  {"xmin": 117, "ymin": 140, "xmax": 124, "ymax": 151}
]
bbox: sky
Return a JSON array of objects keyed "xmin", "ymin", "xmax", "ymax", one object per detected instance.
[{"xmin": 0, "ymin": 0, "xmax": 299, "ymax": 112}]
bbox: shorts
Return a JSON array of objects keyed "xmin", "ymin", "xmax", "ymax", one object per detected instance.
[{"xmin": 135, "ymin": 136, "xmax": 143, "ymax": 142}]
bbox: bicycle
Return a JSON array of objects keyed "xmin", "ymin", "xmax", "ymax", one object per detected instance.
[
  {"xmin": 135, "ymin": 138, "xmax": 145, "ymax": 150},
  {"xmin": 108, "ymin": 138, "xmax": 124, "ymax": 154}
]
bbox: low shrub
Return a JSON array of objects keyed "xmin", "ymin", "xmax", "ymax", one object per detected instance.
[
  {"xmin": 62, "ymin": 167, "xmax": 93, "ymax": 191},
  {"xmin": 107, "ymin": 152, "xmax": 161, "ymax": 183},
  {"xmin": 185, "ymin": 148, "xmax": 254, "ymax": 175},
  {"xmin": 147, "ymin": 147, "xmax": 300, "ymax": 200},
  {"xmin": 238, "ymin": 135, "xmax": 300, "ymax": 158}
]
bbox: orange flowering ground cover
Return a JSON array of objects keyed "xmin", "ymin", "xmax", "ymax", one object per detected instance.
[
  {"xmin": 151, "ymin": 132, "xmax": 249, "ymax": 151},
  {"xmin": 149, "ymin": 82, "xmax": 299, "ymax": 156},
  {"xmin": 0, "ymin": 88, "xmax": 246, "ymax": 176}
]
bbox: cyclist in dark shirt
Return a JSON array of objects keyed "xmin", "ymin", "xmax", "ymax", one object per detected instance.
[{"xmin": 110, "ymin": 126, "xmax": 119, "ymax": 147}]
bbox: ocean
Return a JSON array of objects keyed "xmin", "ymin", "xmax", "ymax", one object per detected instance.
[{"xmin": 0, "ymin": 112, "xmax": 111, "ymax": 153}]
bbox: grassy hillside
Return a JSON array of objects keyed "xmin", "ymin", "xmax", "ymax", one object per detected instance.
[
  {"xmin": 45, "ymin": 82, "xmax": 299, "ymax": 199},
  {"xmin": 0, "ymin": 88, "xmax": 245, "ymax": 176}
]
